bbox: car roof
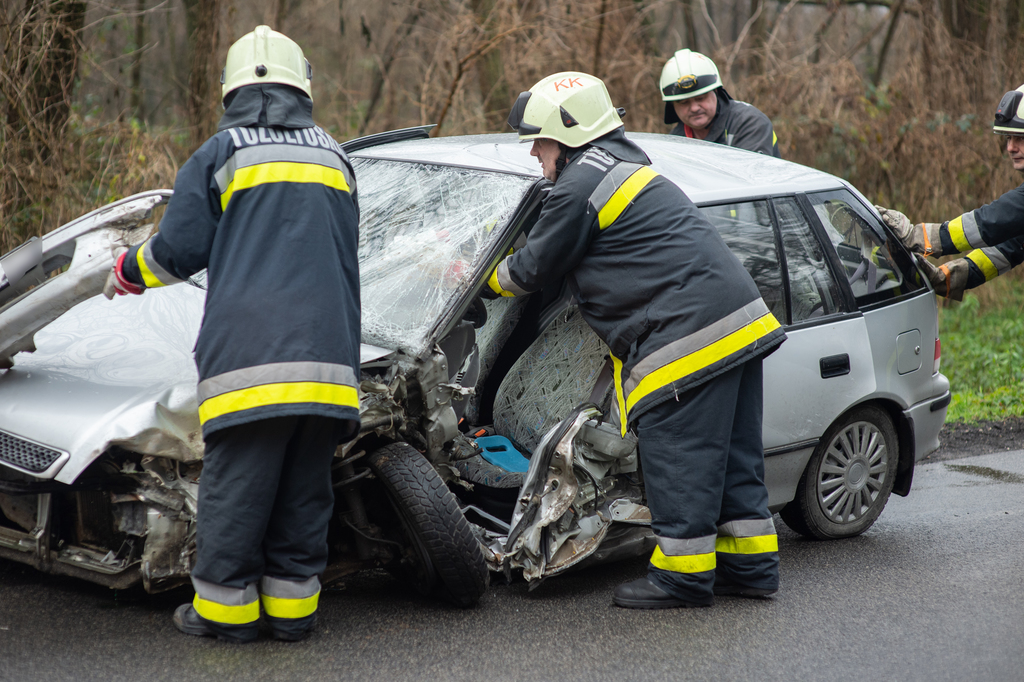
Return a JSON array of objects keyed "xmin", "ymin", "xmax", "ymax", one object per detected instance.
[{"xmin": 351, "ymin": 131, "xmax": 846, "ymax": 205}]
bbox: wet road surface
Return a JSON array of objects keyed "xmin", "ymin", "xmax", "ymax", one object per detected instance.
[{"xmin": 2, "ymin": 450, "xmax": 1023, "ymax": 681}]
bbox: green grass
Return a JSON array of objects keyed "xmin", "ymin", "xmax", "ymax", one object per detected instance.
[{"xmin": 939, "ymin": 287, "xmax": 1024, "ymax": 423}]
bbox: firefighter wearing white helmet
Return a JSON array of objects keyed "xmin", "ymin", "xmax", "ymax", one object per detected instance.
[
  {"xmin": 498, "ymin": 72, "xmax": 786, "ymax": 609},
  {"xmin": 106, "ymin": 26, "xmax": 360, "ymax": 642},
  {"xmin": 660, "ymin": 49, "xmax": 780, "ymax": 157},
  {"xmin": 877, "ymin": 83, "xmax": 1024, "ymax": 301},
  {"xmin": 221, "ymin": 25, "xmax": 313, "ymax": 100}
]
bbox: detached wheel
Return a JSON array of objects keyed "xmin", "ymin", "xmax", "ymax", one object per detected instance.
[
  {"xmin": 367, "ymin": 443, "xmax": 489, "ymax": 607},
  {"xmin": 780, "ymin": 405, "xmax": 898, "ymax": 540}
]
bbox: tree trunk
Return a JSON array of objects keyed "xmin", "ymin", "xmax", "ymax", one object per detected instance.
[
  {"xmin": 872, "ymin": 0, "xmax": 904, "ymax": 86},
  {"xmin": 184, "ymin": 0, "xmax": 221, "ymax": 148},
  {"xmin": 471, "ymin": 0, "xmax": 511, "ymax": 131},
  {"xmin": 36, "ymin": 1, "xmax": 87, "ymax": 134},
  {"xmin": 130, "ymin": 0, "xmax": 146, "ymax": 121},
  {"xmin": 681, "ymin": 0, "xmax": 699, "ymax": 51}
]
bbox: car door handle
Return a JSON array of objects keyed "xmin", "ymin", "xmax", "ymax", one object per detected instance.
[{"xmin": 820, "ymin": 353, "xmax": 850, "ymax": 379}]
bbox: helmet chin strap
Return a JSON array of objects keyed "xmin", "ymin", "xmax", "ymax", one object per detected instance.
[{"xmin": 554, "ymin": 143, "xmax": 571, "ymax": 177}]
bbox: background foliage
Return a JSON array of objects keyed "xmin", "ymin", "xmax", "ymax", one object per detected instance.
[{"xmin": 3, "ymin": 0, "xmax": 1024, "ymax": 420}]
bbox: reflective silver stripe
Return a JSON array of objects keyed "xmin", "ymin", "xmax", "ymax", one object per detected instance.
[
  {"xmin": 197, "ymin": 361, "xmax": 358, "ymax": 403},
  {"xmin": 214, "ymin": 144, "xmax": 349, "ymax": 194},
  {"xmin": 657, "ymin": 533, "xmax": 717, "ymax": 556},
  {"xmin": 496, "ymin": 259, "xmax": 530, "ymax": 296},
  {"xmin": 191, "ymin": 576, "xmax": 259, "ymax": 606},
  {"xmin": 587, "ymin": 162, "xmax": 643, "ymax": 214},
  {"xmin": 981, "ymin": 246, "xmax": 1011, "ymax": 274},
  {"xmin": 140, "ymin": 240, "xmax": 184, "ymax": 286},
  {"xmin": 960, "ymin": 211, "xmax": 983, "ymax": 248},
  {"xmin": 623, "ymin": 299, "xmax": 770, "ymax": 396},
  {"xmin": 260, "ymin": 575, "xmax": 320, "ymax": 599},
  {"xmin": 718, "ymin": 518, "xmax": 776, "ymax": 538}
]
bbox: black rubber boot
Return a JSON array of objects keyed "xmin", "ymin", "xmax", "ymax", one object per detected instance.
[
  {"xmin": 612, "ymin": 578, "xmax": 711, "ymax": 610},
  {"xmin": 712, "ymin": 575, "xmax": 778, "ymax": 599},
  {"xmin": 265, "ymin": 613, "xmax": 317, "ymax": 642},
  {"xmin": 172, "ymin": 604, "xmax": 259, "ymax": 643}
]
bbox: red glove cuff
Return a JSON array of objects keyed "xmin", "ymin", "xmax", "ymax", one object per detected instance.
[{"xmin": 113, "ymin": 251, "xmax": 144, "ymax": 296}]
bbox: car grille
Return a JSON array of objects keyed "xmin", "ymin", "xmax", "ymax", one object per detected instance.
[{"xmin": 0, "ymin": 430, "xmax": 63, "ymax": 473}]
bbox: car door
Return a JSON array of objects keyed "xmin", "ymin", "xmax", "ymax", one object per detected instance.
[{"xmin": 701, "ymin": 196, "xmax": 877, "ymax": 506}]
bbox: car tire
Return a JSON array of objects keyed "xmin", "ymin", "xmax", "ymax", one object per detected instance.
[
  {"xmin": 367, "ymin": 443, "xmax": 489, "ymax": 607},
  {"xmin": 779, "ymin": 405, "xmax": 898, "ymax": 540}
]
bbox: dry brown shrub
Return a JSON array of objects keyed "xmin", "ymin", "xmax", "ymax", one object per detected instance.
[{"xmin": 0, "ymin": 119, "xmax": 184, "ymax": 253}]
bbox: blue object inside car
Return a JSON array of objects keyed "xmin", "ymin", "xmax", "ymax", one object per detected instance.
[{"xmin": 475, "ymin": 435, "xmax": 529, "ymax": 473}]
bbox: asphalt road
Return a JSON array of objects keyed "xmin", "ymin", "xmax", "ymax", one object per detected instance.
[{"xmin": 2, "ymin": 450, "xmax": 1023, "ymax": 682}]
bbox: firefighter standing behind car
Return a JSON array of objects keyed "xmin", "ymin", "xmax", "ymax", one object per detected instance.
[
  {"xmin": 491, "ymin": 72, "xmax": 786, "ymax": 608},
  {"xmin": 876, "ymin": 84, "xmax": 1024, "ymax": 301},
  {"xmin": 105, "ymin": 26, "xmax": 360, "ymax": 642},
  {"xmin": 660, "ymin": 49, "xmax": 780, "ymax": 157}
]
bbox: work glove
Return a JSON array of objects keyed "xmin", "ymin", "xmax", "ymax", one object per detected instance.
[
  {"xmin": 103, "ymin": 249, "xmax": 144, "ymax": 299},
  {"xmin": 875, "ymin": 206, "xmax": 944, "ymax": 257},
  {"xmin": 915, "ymin": 254, "xmax": 968, "ymax": 302}
]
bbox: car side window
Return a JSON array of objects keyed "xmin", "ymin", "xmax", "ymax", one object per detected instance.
[
  {"xmin": 700, "ymin": 201, "xmax": 787, "ymax": 324},
  {"xmin": 772, "ymin": 197, "xmax": 842, "ymax": 323},
  {"xmin": 806, "ymin": 190, "xmax": 919, "ymax": 306}
]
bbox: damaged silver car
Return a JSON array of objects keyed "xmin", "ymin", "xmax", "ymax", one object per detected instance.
[{"xmin": 0, "ymin": 127, "xmax": 950, "ymax": 601}]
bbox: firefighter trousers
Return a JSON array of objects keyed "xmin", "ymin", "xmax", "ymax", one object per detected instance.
[
  {"xmin": 190, "ymin": 414, "xmax": 345, "ymax": 638},
  {"xmin": 636, "ymin": 359, "xmax": 779, "ymax": 604}
]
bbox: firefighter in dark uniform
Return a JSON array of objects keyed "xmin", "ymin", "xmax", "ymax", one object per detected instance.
[
  {"xmin": 493, "ymin": 72, "xmax": 787, "ymax": 608},
  {"xmin": 104, "ymin": 26, "xmax": 360, "ymax": 642},
  {"xmin": 876, "ymin": 84, "xmax": 1024, "ymax": 301},
  {"xmin": 660, "ymin": 49, "xmax": 780, "ymax": 157}
]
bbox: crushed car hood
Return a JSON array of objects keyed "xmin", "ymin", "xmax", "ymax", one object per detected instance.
[{"xmin": 0, "ymin": 286, "xmax": 205, "ymax": 483}]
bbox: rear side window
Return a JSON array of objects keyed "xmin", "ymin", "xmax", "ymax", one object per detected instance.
[
  {"xmin": 773, "ymin": 197, "xmax": 843, "ymax": 323},
  {"xmin": 806, "ymin": 190, "xmax": 922, "ymax": 307},
  {"xmin": 701, "ymin": 201, "xmax": 787, "ymax": 324}
]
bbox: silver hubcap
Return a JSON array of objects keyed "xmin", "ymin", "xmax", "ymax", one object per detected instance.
[{"xmin": 817, "ymin": 420, "xmax": 888, "ymax": 524}]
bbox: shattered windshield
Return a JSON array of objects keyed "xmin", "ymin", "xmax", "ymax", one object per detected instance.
[{"xmin": 352, "ymin": 157, "xmax": 534, "ymax": 356}]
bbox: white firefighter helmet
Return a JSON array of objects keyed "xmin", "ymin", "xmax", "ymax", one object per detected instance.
[
  {"xmin": 994, "ymin": 84, "xmax": 1024, "ymax": 136},
  {"xmin": 506, "ymin": 72, "xmax": 623, "ymax": 148},
  {"xmin": 659, "ymin": 49, "xmax": 722, "ymax": 102},
  {"xmin": 221, "ymin": 25, "xmax": 312, "ymax": 101}
]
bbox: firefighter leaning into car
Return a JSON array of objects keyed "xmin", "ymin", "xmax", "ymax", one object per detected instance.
[
  {"xmin": 660, "ymin": 48, "xmax": 781, "ymax": 157},
  {"xmin": 876, "ymin": 84, "xmax": 1024, "ymax": 301},
  {"xmin": 104, "ymin": 26, "xmax": 360, "ymax": 642},
  {"xmin": 491, "ymin": 72, "xmax": 787, "ymax": 608}
]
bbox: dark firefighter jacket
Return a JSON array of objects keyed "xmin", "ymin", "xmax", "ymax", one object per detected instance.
[
  {"xmin": 668, "ymin": 89, "xmax": 780, "ymax": 158},
  {"xmin": 934, "ymin": 182, "xmax": 1024, "ymax": 290},
  {"xmin": 487, "ymin": 128, "xmax": 786, "ymax": 435},
  {"xmin": 122, "ymin": 83, "xmax": 361, "ymax": 439}
]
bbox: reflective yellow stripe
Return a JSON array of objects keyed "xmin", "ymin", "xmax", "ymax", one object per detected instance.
[
  {"xmin": 198, "ymin": 381, "xmax": 359, "ymax": 424},
  {"xmin": 597, "ymin": 166, "xmax": 659, "ymax": 229},
  {"xmin": 193, "ymin": 593, "xmax": 259, "ymax": 625},
  {"xmin": 260, "ymin": 591, "xmax": 319, "ymax": 619},
  {"xmin": 772, "ymin": 131, "xmax": 778, "ymax": 145},
  {"xmin": 715, "ymin": 534, "xmax": 779, "ymax": 555},
  {"xmin": 611, "ymin": 354, "xmax": 628, "ymax": 437},
  {"xmin": 135, "ymin": 243, "xmax": 163, "ymax": 289},
  {"xmin": 966, "ymin": 249, "xmax": 998, "ymax": 281},
  {"xmin": 947, "ymin": 215, "xmax": 971, "ymax": 253},
  {"xmin": 625, "ymin": 313, "xmax": 781, "ymax": 414},
  {"xmin": 487, "ymin": 268, "xmax": 513, "ymax": 297},
  {"xmin": 220, "ymin": 162, "xmax": 351, "ymax": 211},
  {"xmin": 650, "ymin": 545, "xmax": 716, "ymax": 574}
]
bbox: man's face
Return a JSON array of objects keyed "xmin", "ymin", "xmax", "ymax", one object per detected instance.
[
  {"xmin": 1006, "ymin": 135, "xmax": 1024, "ymax": 172},
  {"xmin": 531, "ymin": 138, "xmax": 562, "ymax": 181},
  {"xmin": 672, "ymin": 90, "xmax": 718, "ymax": 131}
]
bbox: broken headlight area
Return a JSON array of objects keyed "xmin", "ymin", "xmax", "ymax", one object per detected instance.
[{"xmin": 0, "ymin": 449, "xmax": 198, "ymax": 592}]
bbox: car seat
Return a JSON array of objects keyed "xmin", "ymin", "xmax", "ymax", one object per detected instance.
[{"xmin": 491, "ymin": 306, "xmax": 609, "ymax": 454}]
